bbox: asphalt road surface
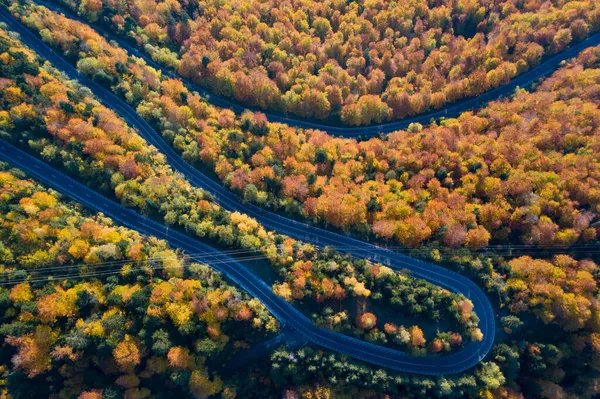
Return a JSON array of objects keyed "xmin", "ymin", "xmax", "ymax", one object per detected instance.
[{"xmin": 0, "ymin": 8, "xmax": 497, "ymax": 374}]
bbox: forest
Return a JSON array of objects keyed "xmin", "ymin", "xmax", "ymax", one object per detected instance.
[
  {"xmin": 2, "ymin": 0, "xmax": 600, "ymax": 398},
  {"xmin": 51, "ymin": 0, "xmax": 600, "ymax": 125},
  {"xmin": 0, "ymin": 19, "xmax": 480, "ymax": 358},
  {"xmin": 0, "ymin": 164, "xmax": 501, "ymax": 399},
  {"xmin": 12, "ymin": 1, "xmax": 600, "ymax": 253},
  {"xmin": 0, "ymin": 162, "xmax": 276, "ymax": 398}
]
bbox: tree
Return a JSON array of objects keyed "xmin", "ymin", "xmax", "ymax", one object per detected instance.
[
  {"xmin": 312, "ymin": 17, "xmax": 331, "ymax": 40},
  {"xmin": 113, "ymin": 335, "xmax": 141, "ymax": 372},
  {"xmin": 78, "ymin": 0, "xmax": 103, "ymax": 22},
  {"xmin": 5, "ymin": 325, "xmax": 59, "ymax": 377},
  {"xmin": 167, "ymin": 347, "xmax": 193, "ymax": 370},
  {"xmin": 476, "ymin": 361, "xmax": 506, "ymax": 391},
  {"xmin": 10, "ymin": 283, "xmax": 33, "ymax": 303},
  {"xmin": 78, "ymin": 390, "xmax": 103, "ymax": 399},
  {"xmin": 409, "ymin": 326, "xmax": 426, "ymax": 347},
  {"xmin": 465, "ymin": 226, "xmax": 491, "ymax": 248},
  {"xmin": 429, "ymin": 339, "xmax": 444, "ymax": 353},
  {"xmin": 443, "ymin": 224, "xmax": 467, "ymax": 248},
  {"xmin": 501, "ymin": 315, "xmax": 524, "ymax": 334},
  {"xmin": 151, "ymin": 330, "xmax": 172, "ymax": 355},
  {"xmin": 355, "ymin": 313, "xmax": 377, "ymax": 330},
  {"xmin": 471, "ymin": 328, "xmax": 484, "ymax": 342},
  {"xmin": 394, "ymin": 217, "xmax": 432, "ymax": 247},
  {"xmin": 189, "ymin": 370, "xmax": 223, "ymax": 399},
  {"xmin": 341, "ymin": 95, "xmax": 390, "ymax": 126}
]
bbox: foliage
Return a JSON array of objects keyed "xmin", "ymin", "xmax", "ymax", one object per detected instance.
[
  {"xmin": 4, "ymin": 3, "xmax": 600, "ymax": 398},
  {"xmin": 15, "ymin": 2, "xmax": 600, "ymax": 255},
  {"xmin": 0, "ymin": 164, "xmax": 276, "ymax": 398},
  {"xmin": 54, "ymin": 0, "xmax": 600, "ymax": 125},
  {"xmin": 0, "ymin": 19, "xmax": 481, "ymax": 352}
]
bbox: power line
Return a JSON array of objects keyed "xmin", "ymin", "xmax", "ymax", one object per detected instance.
[
  {"xmin": 3, "ymin": 238, "xmax": 598, "ymax": 287},
  {"xmin": 0, "ymin": 246, "xmax": 270, "ymax": 276},
  {"xmin": 0, "ymin": 253, "xmax": 272, "ymax": 286}
]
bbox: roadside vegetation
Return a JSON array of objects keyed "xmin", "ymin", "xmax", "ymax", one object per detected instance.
[
  {"xmin": 11, "ymin": 1, "xmax": 600, "ymax": 253},
  {"xmin": 2, "ymin": 1, "xmax": 600, "ymax": 398},
  {"xmin": 0, "ymin": 21, "xmax": 480, "ymax": 358},
  {"xmin": 48, "ymin": 0, "xmax": 600, "ymax": 126},
  {"xmin": 0, "ymin": 162, "xmax": 499, "ymax": 399},
  {"xmin": 0, "ymin": 163, "xmax": 276, "ymax": 398}
]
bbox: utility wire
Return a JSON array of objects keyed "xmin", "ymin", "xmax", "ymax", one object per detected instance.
[
  {"xmin": 0, "ymin": 254, "xmax": 272, "ymax": 286},
  {"xmin": 0, "ymin": 247, "xmax": 271, "ymax": 276}
]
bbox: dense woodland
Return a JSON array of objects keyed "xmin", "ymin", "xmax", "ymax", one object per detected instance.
[
  {"xmin": 2, "ymin": 1, "xmax": 600, "ymax": 398},
  {"xmin": 13, "ymin": 1, "xmax": 600, "ymax": 252},
  {"xmin": 0, "ymin": 20, "xmax": 479, "ymax": 357},
  {"xmin": 54, "ymin": 0, "xmax": 600, "ymax": 125},
  {"xmin": 0, "ymin": 163, "xmax": 277, "ymax": 398},
  {"xmin": 0, "ymin": 166, "xmax": 496, "ymax": 399}
]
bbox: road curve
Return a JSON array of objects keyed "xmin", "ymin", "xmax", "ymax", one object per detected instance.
[
  {"xmin": 23, "ymin": 0, "xmax": 600, "ymax": 137},
  {"xmin": 0, "ymin": 9, "xmax": 495, "ymax": 374},
  {"xmin": 0, "ymin": 140, "xmax": 488, "ymax": 376}
]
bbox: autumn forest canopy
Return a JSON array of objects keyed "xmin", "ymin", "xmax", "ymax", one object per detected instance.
[
  {"xmin": 61, "ymin": 0, "xmax": 599, "ymax": 125},
  {"xmin": 0, "ymin": 0, "xmax": 600, "ymax": 398}
]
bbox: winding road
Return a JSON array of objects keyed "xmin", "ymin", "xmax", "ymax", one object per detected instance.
[
  {"xmin": 0, "ymin": 138, "xmax": 492, "ymax": 376},
  {"xmin": 21, "ymin": 0, "xmax": 600, "ymax": 137},
  {"xmin": 0, "ymin": 7, "xmax": 500, "ymax": 374}
]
